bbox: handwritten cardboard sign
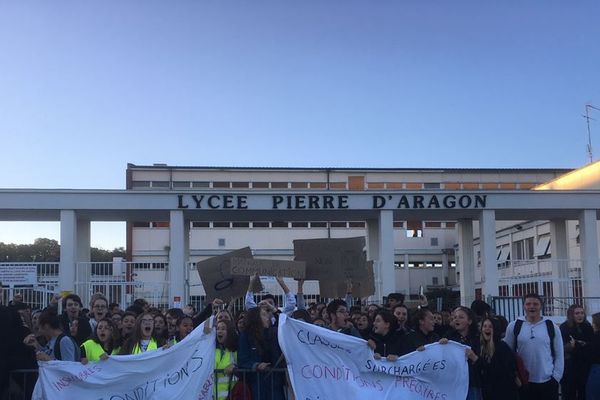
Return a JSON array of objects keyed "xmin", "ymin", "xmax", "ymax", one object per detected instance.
[
  {"xmin": 293, "ymin": 237, "xmax": 372, "ymax": 298},
  {"xmin": 230, "ymin": 257, "xmax": 306, "ymax": 279},
  {"xmin": 196, "ymin": 247, "xmax": 252, "ymax": 302}
]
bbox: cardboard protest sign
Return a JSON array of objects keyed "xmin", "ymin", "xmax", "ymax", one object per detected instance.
[
  {"xmin": 249, "ymin": 274, "xmax": 264, "ymax": 293},
  {"xmin": 230, "ymin": 257, "xmax": 306, "ymax": 279},
  {"xmin": 293, "ymin": 237, "xmax": 369, "ymax": 297},
  {"xmin": 196, "ymin": 247, "xmax": 252, "ymax": 302}
]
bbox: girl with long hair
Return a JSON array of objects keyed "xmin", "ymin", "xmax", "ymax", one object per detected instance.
[
  {"xmin": 237, "ymin": 306, "xmax": 285, "ymax": 400},
  {"xmin": 119, "ymin": 313, "xmax": 159, "ymax": 355},
  {"xmin": 80, "ymin": 318, "xmax": 119, "ymax": 363},
  {"xmin": 215, "ymin": 320, "xmax": 239, "ymax": 400},
  {"xmin": 560, "ymin": 304, "xmax": 594, "ymax": 400},
  {"xmin": 153, "ymin": 314, "xmax": 169, "ymax": 346},
  {"xmin": 445, "ymin": 306, "xmax": 482, "ymax": 400},
  {"xmin": 479, "ymin": 317, "xmax": 519, "ymax": 400}
]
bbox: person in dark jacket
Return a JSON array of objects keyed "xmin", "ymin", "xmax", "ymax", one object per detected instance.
[
  {"xmin": 584, "ymin": 312, "xmax": 600, "ymax": 400},
  {"xmin": 479, "ymin": 317, "xmax": 519, "ymax": 400},
  {"xmin": 58, "ymin": 294, "xmax": 92, "ymax": 345},
  {"xmin": 401, "ymin": 308, "xmax": 440, "ymax": 355},
  {"xmin": 368, "ymin": 309, "xmax": 402, "ymax": 360},
  {"xmin": 237, "ymin": 306, "xmax": 285, "ymax": 400},
  {"xmin": 560, "ymin": 304, "xmax": 594, "ymax": 400},
  {"xmin": 445, "ymin": 306, "xmax": 482, "ymax": 400}
]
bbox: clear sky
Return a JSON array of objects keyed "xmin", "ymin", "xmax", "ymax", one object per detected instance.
[{"xmin": 1, "ymin": 1, "xmax": 599, "ymax": 249}]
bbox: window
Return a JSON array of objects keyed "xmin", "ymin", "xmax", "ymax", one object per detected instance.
[
  {"xmin": 348, "ymin": 176, "xmax": 365, "ymax": 191},
  {"xmin": 173, "ymin": 181, "xmax": 191, "ymax": 188},
  {"xmin": 425, "ymin": 221, "xmax": 442, "ymax": 228},
  {"xmin": 423, "ymin": 183, "xmax": 441, "ymax": 189},
  {"xmin": 191, "ymin": 221, "xmax": 210, "ymax": 228},
  {"xmin": 132, "ymin": 222, "xmax": 151, "ymax": 228},
  {"xmin": 152, "ymin": 181, "xmax": 170, "ymax": 188},
  {"xmin": 405, "ymin": 183, "xmax": 422, "ymax": 190},
  {"xmin": 534, "ymin": 235, "xmax": 551, "ymax": 259},
  {"xmin": 330, "ymin": 222, "xmax": 348, "ymax": 228},
  {"xmin": 232, "ymin": 222, "xmax": 250, "ymax": 228},
  {"xmin": 329, "ymin": 182, "xmax": 347, "ymax": 189},
  {"xmin": 252, "ymin": 182, "xmax": 269, "ymax": 189},
  {"xmin": 152, "ymin": 222, "xmax": 169, "ymax": 228},
  {"xmin": 132, "ymin": 181, "xmax": 151, "ymax": 188},
  {"xmin": 252, "ymin": 222, "xmax": 270, "ymax": 228},
  {"xmin": 213, "ymin": 222, "xmax": 230, "ymax": 228},
  {"xmin": 192, "ymin": 181, "xmax": 210, "ymax": 188},
  {"xmin": 271, "ymin": 182, "xmax": 289, "ymax": 189},
  {"xmin": 309, "ymin": 182, "xmax": 327, "ymax": 189},
  {"xmin": 291, "ymin": 222, "xmax": 309, "ymax": 228},
  {"xmin": 272, "ymin": 221, "xmax": 289, "ymax": 228},
  {"xmin": 406, "ymin": 221, "xmax": 423, "ymax": 237},
  {"xmin": 218, "ymin": 238, "xmax": 226, "ymax": 247},
  {"xmin": 291, "ymin": 182, "xmax": 309, "ymax": 189},
  {"xmin": 310, "ymin": 222, "xmax": 327, "ymax": 228},
  {"xmin": 445, "ymin": 222, "xmax": 456, "ymax": 229},
  {"xmin": 231, "ymin": 182, "xmax": 249, "ymax": 188},
  {"xmin": 394, "ymin": 262, "xmax": 405, "ymax": 269},
  {"xmin": 132, "ymin": 262, "xmax": 168, "ymax": 270},
  {"xmin": 393, "ymin": 221, "xmax": 405, "ymax": 229},
  {"xmin": 513, "ymin": 238, "xmax": 534, "ymax": 260},
  {"xmin": 349, "ymin": 222, "xmax": 365, "ymax": 228},
  {"xmin": 498, "ymin": 285, "xmax": 509, "ymax": 296},
  {"xmin": 213, "ymin": 182, "xmax": 230, "ymax": 189}
]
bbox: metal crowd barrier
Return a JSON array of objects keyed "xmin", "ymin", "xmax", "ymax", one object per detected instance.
[{"xmin": 7, "ymin": 368, "xmax": 290, "ymax": 400}]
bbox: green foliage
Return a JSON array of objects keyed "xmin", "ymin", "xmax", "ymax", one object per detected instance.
[{"xmin": 0, "ymin": 239, "xmax": 126, "ymax": 262}]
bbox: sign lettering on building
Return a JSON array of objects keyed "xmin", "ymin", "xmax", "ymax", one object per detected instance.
[{"xmin": 177, "ymin": 194, "xmax": 487, "ymax": 210}]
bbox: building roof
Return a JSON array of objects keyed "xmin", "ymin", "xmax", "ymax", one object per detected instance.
[{"xmin": 127, "ymin": 163, "xmax": 572, "ymax": 174}]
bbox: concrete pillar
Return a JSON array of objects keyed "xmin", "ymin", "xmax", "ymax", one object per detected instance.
[
  {"xmin": 579, "ymin": 210, "xmax": 600, "ymax": 311},
  {"xmin": 457, "ymin": 219, "xmax": 475, "ymax": 307},
  {"xmin": 77, "ymin": 220, "xmax": 91, "ymax": 263},
  {"xmin": 442, "ymin": 251, "xmax": 450, "ymax": 286},
  {"xmin": 398, "ymin": 253, "xmax": 411, "ymax": 295},
  {"xmin": 169, "ymin": 210, "xmax": 189, "ymax": 308},
  {"xmin": 550, "ymin": 219, "xmax": 569, "ymax": 298},
  {"xmin": 59, "ymin": 210, "xmax": 77, "ymax": 292},
  {"xmin": 366, "ymin": 211, "xmax": 395, "ymax": 301},
  {"xmin": 480, "ymin": 210, "xmax": 498, "ymax": 298},
  {"xmin": 378, "ymin": 210, "xmax": 395, "ymax": 299}
]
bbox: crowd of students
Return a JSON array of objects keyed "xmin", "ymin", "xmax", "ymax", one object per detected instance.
[{"xmin": 2, "ymin": 279, "xmax": 600, "ymax": 400}]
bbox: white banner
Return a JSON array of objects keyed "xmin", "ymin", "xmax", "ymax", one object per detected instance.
[
  {"xmin": 33, "ymin": 320, "xmax": 216, "ymax": 400},
  {"xmin": 278, "ymin": 314, "xmax": 469, "ymax": 400}
]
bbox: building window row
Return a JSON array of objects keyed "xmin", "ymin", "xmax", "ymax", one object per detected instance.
[
  {"xmin": 132, "ymin": 221, "xmax": 458, "ymax": 230},
  {"xmin": 394, "ymin": 262, "xmax": 455, "ymax": 268},
  {"xmin": 131, "ymin": 180, "xmax": 539, "ymax": 191}
]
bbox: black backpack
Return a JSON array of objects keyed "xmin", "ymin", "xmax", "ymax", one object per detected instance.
[
  {"xmin": 53, "ymin": 333, "xmax": 81, "ymax": 361},
  {"xmin": 513, "ymin": 319, "xmax": 556, "ymax": 361}
]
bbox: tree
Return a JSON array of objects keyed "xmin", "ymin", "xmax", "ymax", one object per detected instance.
[{"xmin": 0, "ymin": 239, "xmax": 126, "ymax": 262}]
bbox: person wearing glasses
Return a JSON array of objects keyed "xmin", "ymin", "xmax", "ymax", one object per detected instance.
[
  {"xmin": 89, "ymin": 295, "xmax": 109, "ymax": 332},
  {"xmin": 119, "ymin": 312, "xmax": 160, "ymax": 355},
  {"xmin": 503, "ymin": 293, "xmax": 564, "ymax": 400},
  {"xmin": 326, "ymin": 299, "xmax": 361, "ymax": 337}
]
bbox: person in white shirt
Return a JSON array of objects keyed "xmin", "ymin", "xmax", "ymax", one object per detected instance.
[{"xmin": 503, "ymin": 293, "xmax": 564, "ymax": 400}]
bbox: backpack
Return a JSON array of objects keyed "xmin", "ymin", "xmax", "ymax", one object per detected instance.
[
  {"xmin": 512, "ymin": 319, "xmax": 556, "ymax": 386},
  {"xmin": 54, "ymin": 333, "xmax": 81, "ymax": 361},
  {"xmin": 513, "ymin": 319, "xmax": 556, "ymax": 361}
]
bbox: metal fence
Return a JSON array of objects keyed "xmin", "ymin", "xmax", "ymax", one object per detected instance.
[
  {"xmin": 75, "ymin": 262, "xmax": 169, "ymax": 309},
  {"xmin": 6, "ymin": 368, "xmax": 289, "ymax": 400},
  {"xmin": 0, "ymin": 262, "xmax": 59, "ymax": 310}
]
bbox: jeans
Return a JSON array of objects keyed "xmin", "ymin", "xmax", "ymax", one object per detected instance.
[
  {"xmin": 466, "ymin": 386, "xmax": 482, "ymax": 400},
  {"xmin": 587, "ymin": 364, "xmax": 600, "ymax": 400}
]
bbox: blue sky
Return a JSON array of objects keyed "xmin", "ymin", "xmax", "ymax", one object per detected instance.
[{"xmin": 1, "ymin": 1, "xmax": 599, "ymax": 249}]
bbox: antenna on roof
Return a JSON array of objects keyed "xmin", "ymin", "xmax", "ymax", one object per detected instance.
[{"xmin": 583, "ymin": 104, "xmax": 600, "ymax": 163}]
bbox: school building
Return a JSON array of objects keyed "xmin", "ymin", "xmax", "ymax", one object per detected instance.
[{"xmin": 1, "ymin": 162, "xmax": 600, "ymax": 316}]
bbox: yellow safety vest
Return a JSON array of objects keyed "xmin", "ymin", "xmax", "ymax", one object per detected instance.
[
  {"xmin": 215, "ymin": 348, "xmax": 237, "ymax": 400},
  {"xmin": 131, "ymin": 338, "xmax": 158, "ymax": 354},
  {"xmin": 81, "ymin": 340, "xmax": 109, "ymax": 362}
]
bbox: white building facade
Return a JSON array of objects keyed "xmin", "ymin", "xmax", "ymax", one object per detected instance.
[{"xmin": 1, "ymin": 163, "xmax": 600, "ymax": 316}]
